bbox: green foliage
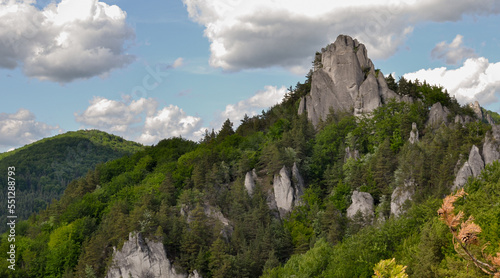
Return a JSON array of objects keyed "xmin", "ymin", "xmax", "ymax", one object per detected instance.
[{"xmin": 373, "ymin": 258, "xmax": 408, "ymax": 278}]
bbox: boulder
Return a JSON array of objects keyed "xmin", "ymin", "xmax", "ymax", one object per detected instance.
[
  {"xmin": 427, "ymin": 102, "xmax": 450, "ymax": 127},
  {"xmin": 298, "ymin": 35, "xmax": 400, "ymax": 126},
  {"xmin": 391, "ymin": 180, "xmax": 415, "ymax": 218},
  {"xmin": 409, "ymin": 122, "xmax": 419, "ymax": 144},
  {"xmin": 106, "ymin": 232, "xmax": 189, "ymax": 278},
  {"xmin": 347, "ymin": 191, "xmax": 374, "ymax": 220}
]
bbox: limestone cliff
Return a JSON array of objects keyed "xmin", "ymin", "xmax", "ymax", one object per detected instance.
[
  {"xmin": 106, "ymin": 232, "xmax": 199, "ymax": 278},
  {"xmin": 298, "ymin": 35, "xmax": 400, "ymax": 126}
]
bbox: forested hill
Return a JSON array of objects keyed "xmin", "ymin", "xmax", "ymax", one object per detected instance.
[
  {"xmin": 2, "ymin": 36, "xmax": 500, "ymax": 278},
  {"xmin": 0, "ymin": 130, "xmax": 143, "ymax": 233},
  {"xmin": 2, "ymin": 71, "xmax": 500, "ymax": 277}
]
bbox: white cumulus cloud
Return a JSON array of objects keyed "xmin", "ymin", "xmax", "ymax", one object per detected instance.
[
  {"xmin": 0, "ymin": 108, "xmax": 59, "ymax": 151},
  {"xmin": 0, "ymin": 0, "xmax": 134, "ymax": 82},
  {"xmin": 218, "ymin": 85, "xmax": 288, "ymax": 125},
  {"xmin": 75, "ymin": 96, "xmax": 158, "ymax": 133},
  {"xmin": 182, "ymin": 0, "xmax": 500, "ymax": 73},
  {"xmin": 431, "ymin": 34, "xmax": 476, "ymax": 65},
  {"xmin": 75, "ymin": 95, "xmax": 203, "ymax": 145},
  {"xmin": 404, "ymin": 57, "xmax": 500, "ymax": 106},
  {"xmin": 138, "ymin": 105, "xmax": 203, "ymax": 145}
]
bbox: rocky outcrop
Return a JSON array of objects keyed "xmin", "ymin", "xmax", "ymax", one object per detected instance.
[
  {"xmin": 244, "ymin": 169, "xmax": 258, "ymax": 196},
  {"xmin": 106, "ymin": 232, "xmax": 188, "ymax": 278},
  {"xmin": 427, "ymin": 102, "xmax": 450, "ymax": 127},
  {"xmin": 391, "ymin": 180, "xmax": 415, "ymax": 218},
  {"xmin": 347, "ymin": 191, "xmax": 374, "ymax": 220},
  {"xmin": 483, "ymin": 125, "xmax": 500, "ymax": 165},
  {"xmin": 181, "ymin": 204, "xmax": 233, "ymax": 238},
  {"xmin": 345, "ymin": 146, "xmax": 360, "ymax": 161},
  {"xmin": 470, "ymin": 101, "xmax": 484, "ymax": 121},
  {"xmin": 272, "ymin": 163, "xmax": 305, "ymax": 217},
  {"xmin": 298, "ymin": 35, "xmax": 400, "ymax": 126},
  {"xmin": 409, "ymin": 122, "xmax": 419, "ymax": 144},
  {"xmin": 452, "ymin": 145, "xmax": 485, "ymax": 191},
  {"xmin": 454, "ymin": 114, "xmax": 473, "ymax": 125}
]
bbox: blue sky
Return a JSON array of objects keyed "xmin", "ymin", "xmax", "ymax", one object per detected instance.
[{"xmin": 0, "ymin": 0, "xmax": 499, "ymax": 152}]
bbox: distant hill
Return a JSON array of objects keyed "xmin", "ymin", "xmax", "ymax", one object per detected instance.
[{"xmin": 0, "ymin": 130, "xmax": 143, "ymax": 233}]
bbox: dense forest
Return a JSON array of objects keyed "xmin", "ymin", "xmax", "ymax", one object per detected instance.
[
  {"xmin": 1, "ymin": 73, "xmax": 500, "ymax": 278},
  {"xmin": 0, "ymin": 130, "xmax": 143, "ymax": 233}
]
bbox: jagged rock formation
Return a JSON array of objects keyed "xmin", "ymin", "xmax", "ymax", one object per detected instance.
[
  {"xmin": 106, "ymin": 232, "xmax": 194, "ymax": 278},
  {"xmin": 244, "ymin": 169, "xmax": 258, "ymax": 196},
  {"xmin": 409, "ymin": 122, "xmax": 419, "ymax": 144},
  {"xmin": 347, "ymin": 191, "xmax": 374, "ymax": 220},
  {"xmin": 483, "ymin": 125, "xmax": 500, "ymax": 165},
  {"xmin": 298, "ymin": 35, "xmax": 400, "ymax": 126},
  {"xmin": 344, "ymin": 146, "xmax": 360, "ymax": 161},
  {"xmin": 427, "ymin": 102, "xmax": 450, "ymax": 127},
  {"xmin": 454, "ymin": 114, "xmax": 473, "ymax": 125},
  {"xmin": 272, "ymin": 163, "xmax": 305, "ymax": 217},
  {"xmin": 452, "ymin": 145, "xmax": 485, "ymax": 191},
  {"xmin": 470, "ymin": 101, "xmax": 484, "ymax": 120},
  {"xmin": 391, "ymin": 180, "xmax": 415, "ymax": 218},
  {"xmin": 181, "ymin": 204, "xmax": 233, "ymax": 238}
]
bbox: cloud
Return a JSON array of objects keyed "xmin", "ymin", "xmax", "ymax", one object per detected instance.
[
  {"xmin": 214, "ymin": 85, "xmax": 287, "ymax": 128},
  {"xmin": 182, "ymin": 0, "xmax": 500, "ymax": 73},
  {"xmin": 0, "ymin": 0, "xmax": 134, "ymax": 82},
  {"xmin": 138, "ymin": 105, "xmax": 203, "ymax": 144},
  {"xmin": 404, "ymin": 57, "xmax": 500, "ymax": 106},
  {"xmin": 431, "ymin": 34, "xmax": 476, "ymax": 64},
  {"xmin": 0, "ymin": 109, "xmax": 59, "ymax": 151},
  {"xmin": 75, "ymin": 96, "xmax": 158, "ymax": 133},
  {"xmin": 75, "ymin": 96, "xmax": 203, "ymax": 145}
]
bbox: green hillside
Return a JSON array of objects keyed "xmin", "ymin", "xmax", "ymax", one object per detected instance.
[
  {"xmin": 0, "ymin": 130, "xmax": 143, "ymax": 233},
  {"xmin": 0, "ymin": 76, "xmax": 499, "ymax": 277}
]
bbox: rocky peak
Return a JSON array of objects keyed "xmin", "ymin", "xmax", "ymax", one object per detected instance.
[
  {"xmin": 452, "ymin": 145, "xmax": 485, "ymax": 191},
  {"xmin": 427, "ymin": 102, "xmax": 450, "ymax": 127},
  {"xmin": 298, "ymin": 34, "xmax": 400, "ymax": 126},
  {"xmin": 470, "ymin": 101, "xmax": 484, "ymax": 120}
]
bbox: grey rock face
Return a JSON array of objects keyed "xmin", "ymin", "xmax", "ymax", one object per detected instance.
[
  {"xmin": 272, "ymin": 164, "xmax": 306, "ymax": 217},
  {"xmin": 483, "ymin": 126, "xmax": 500, "ymax": 165},
  {"xmin": 427, "ymin": 102, "xmax": 450, "ymax": 127},
  {"xmin": 409, "ymin": 122, "xmax": 419, "ymax": 144},
  {"xmin": 347, "ymin": 191, "xmax": 374, "ymax": 220},
  {"xmin": 452, "ymin": 145, "xmax": 485, "ymax": 191},
  {"xmin": 468, "ymin": 145, "xmax": 485, "ymax": 177},
  {"xmin": 181, "ymin": 204, "xmax": 233, "ymax": 238},
  {"xmin": 106, "ymin": 232, "xmax": 187, "ymax": 278},
  {"xmin": 298, "ymin": 35, "xmax": 400, "ymax": 126},
  {"xmin": 391, "ymin": 180, "xmax": 415, "ymax": 218},
  {"xmin": 244, "ymin": 169, "xmax": 258, "ymax": 196},
  {"xmin": 344, "ymin": 146, "xmax": 360, "ymax": 161},
  {"xmin": 470, "ymin": 101, "xmax": 484, "ymax": 120}
]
